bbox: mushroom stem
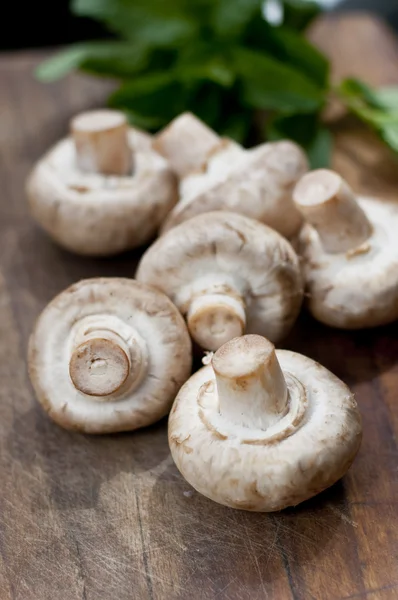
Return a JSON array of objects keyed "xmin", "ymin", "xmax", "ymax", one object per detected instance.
[
  {"xmin": 69, "ymin": 319, "xmax": 148, "ymax": 397},
  {"xmin": 71, "ymin": 110, "xmax": 132, "ymax": 176},
  {"xmin": 212, "ymin": 335, "xmax": 288, "ymax": 430},
  {"xmin": 293, "ymin": 169, "xmax": 372, "ymax": 253},
  {"xmin": 187, "ymin": 293, "xmax": 246, "ymax": 352},
  {"xmin": 153, "ymin": 112, "xmax": 221, "ymax": 178}
]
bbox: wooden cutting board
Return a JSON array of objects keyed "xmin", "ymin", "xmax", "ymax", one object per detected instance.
[{"xmin": 0, "ymin": 12, "xmax": 398, "ymax": 600}]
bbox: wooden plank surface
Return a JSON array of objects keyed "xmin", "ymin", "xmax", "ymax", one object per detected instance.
[{"xmin": 1, "ymin": 13, "xmax": 398, "ymax": 600}]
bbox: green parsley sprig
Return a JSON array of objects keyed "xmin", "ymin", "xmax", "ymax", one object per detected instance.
[{"xmin": 37, "ymin": 0, "xmax": 398, "ymax": 167}]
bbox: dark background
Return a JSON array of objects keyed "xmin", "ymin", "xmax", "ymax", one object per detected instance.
[
  {"xmin": 1, "ymin": 1, "xmax": 398, "ymax": 51},
  {"xmin": 1, "ymin": 2, "xmax": 110, "ymax": 50}
]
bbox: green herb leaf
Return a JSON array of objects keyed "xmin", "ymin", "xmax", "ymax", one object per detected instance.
[
  {"xmin": 244, "ymin": 18, "xmax": 328, "ymax": 87},
  {"xmin": 175, "ymin": 43, "xmax": 235, "ymax": 87},
  {"xmin": 380, "ymin": 123, "xmax": 398, "ymax": 152},
  {"xmin": 72, "ymin": 0, "xmax": 197, "ymax": 46},
  {"xmin": 211, "ymin": 0, "xmax": 262, "ymax": 39},
  {"xmin": 220, "ymin": 113, "xmax": 252, "ymax": 144},
  {"xmin": 190, "ymin": 84, "xmax": 253, "ymax": 142},
  {"xmin": 282, "ymin": 0, "xmax": 321, "ymax": 31},
  {"xmin": 36, "ymin": 46, "xmax": 90, "ymax": 82},
  {"xmin": 35, "ymin": 0, "xmax": 398, "ymax": 163},
  {"xmin": 108, "ymin": 64, "xmax": 235, "ymax": 132},
  {"xmin": 109, "ymin": 73, "xmax": 191, "ymax": 129},
  {"xmin": 373, "ymin": 87, "xmax": 398, "ymax": 111},
  {"xmin": 337, "ymin": 78, "xmax": 398, "ymax": 154},
  {"xmin": 269, "ymin": 26, "xmax": 328, "ymax": 87},
  {"xmin": 178, "ymin": 59, "xmax": 235, "ymax": 88},
  {"xmin": 36, "ymin": 41, "xmax": 149, "ymax": 82},
  {"xmin": 233, "ymin": 46, "xmax": 325, "ymax": 113},
  {"xmin": 305, "ymin": 127, "xmax": 332, "ymax": 168},
  {"xmin": 122, "ymin": 111, "xmax": 170, "ymax": 130},
  {"xmin": 339, "ymin": 78, "xmax": 398, "ymax": 112},
  {"xmin": 186, "ymin": 83, "xmax": 224, "ymax": 130},
  {"xmin": 266, "ymin": 112, "xmax": 316, "ymax": 144},
  {"xmin": 265, "ymin": 112, "xmax": 332, "ymax": 167}
]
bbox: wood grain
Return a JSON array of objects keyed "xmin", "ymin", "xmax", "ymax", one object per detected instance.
[{"xmin": 1, "ymin": 14, "xmax": 398, "ymax": 599}]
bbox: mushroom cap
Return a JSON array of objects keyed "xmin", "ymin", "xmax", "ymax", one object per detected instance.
[
  {"xmin": 137, "ymin": 211, "xmax": 303, "ymax": 346},
  {"xmin": 26, "ymin": 129, "xmax": 177, "ymax": 256},
  {"xmin": 299, "ymin": 196, "xmax": 398, "ymax": 328},
  {"xmin": 169, "ymin": 341, "xmax": 362, "ymax": 511},
  {"xmin": 28, "ymin": 278, "xmax": 192, "ymax": 433},
  {"xmin": 161, "ymin": 140, "xmax": 307, "ymax": 239}
]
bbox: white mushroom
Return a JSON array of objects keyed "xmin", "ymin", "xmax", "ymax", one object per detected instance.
[
  {"xmin": 28, "ymin": 278, "xmax": 192, "ymax": 433},
  {"xmin": 293, "ymin": 169, "xmax": 398, "ymax": 329},
  {"xmin": 153, "ymin": 112, "xmax": 308, "ymax": 238},
  {"xmin": 169, "ymin": 334, "xmax": 362, "ymax": 511},
  {"xmin": 136, "ymin": 211, "xmax": 303, "ymax": 351},
  {"xmin": 27, "ymin": 110, "xmax": 177, "ymax": 256}
]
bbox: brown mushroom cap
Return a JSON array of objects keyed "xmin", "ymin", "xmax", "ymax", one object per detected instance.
[
  {"xmin": 294, "ymin": 169, "xmax": 398, "ymax": 328},
  {"xmin": 169, "ymin": 335, "xmax": 362, "ymax": 511},
  {"xmin": 155, "ymin": 113, "xmax": 307, "ymax": 239},
  {"xmin": 136, "ymin": 211, "xmax": 303, "ymax": 351},
  {"xmin": 28, "ymin": 278, "xmax": 192, "ymax": 434},
  {"xmin": 26, "ymin": 110, "xmax": 177, "ymax": 256}
]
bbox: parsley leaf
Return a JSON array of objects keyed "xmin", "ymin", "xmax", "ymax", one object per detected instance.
[
  {"xmin": 35, "ymin": 0, "xmax": 398, "ymax": 165},
  {"xmin": 337, "ymin": 78, "xmax": 398, "ymax": 154}
]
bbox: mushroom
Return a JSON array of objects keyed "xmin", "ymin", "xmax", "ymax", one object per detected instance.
[
  {"xmin": 28, "ymin": 278, "xmax": 192, "ymax": 433},
  {"xmin": 169, "ymin": 334, "xmax": 362, "ymax": 511},
  {"xmin": 136, "ymin": 211, "xmax": 303, "ymax": 351},
  {"xmin": 153, "ymin": 112, "xmax": 308, "ymax": 239},
  {"xmin": 293, "ymin": 169, "xmax": 398, "ymax": 329},
  {"xmin": 27, "ymin": 109, "xmax": 177, "ymax": 256}
]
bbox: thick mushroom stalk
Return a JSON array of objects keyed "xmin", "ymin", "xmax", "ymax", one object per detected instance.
[
  {"xmin": 71, "ymin": 109, "xmax": 132, "ymax": 176},
  {"xmin": 187, "ymin": 294, "xmax": 246, "ymax": 352},
  {"xmin": 69, "ymin": 316, "xmax": 148, "ymax": 398},
  {"xmin": 213, "ymin": 336, "xmax": 288, "ymax": 430},
  {"xmin": 293, "ymin": 169, "xmax": 372, "ymax": 253},
  {"xmin": 153, "ymin": 112, "xmax": 222, "ymax": 178},
  {"xmin": 293, "ymin": 169, "xmax": 398, "ymax": 329},
  {"xmin": 168, "ymin": 333, "xmax": 362, "ymax": 511}
]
